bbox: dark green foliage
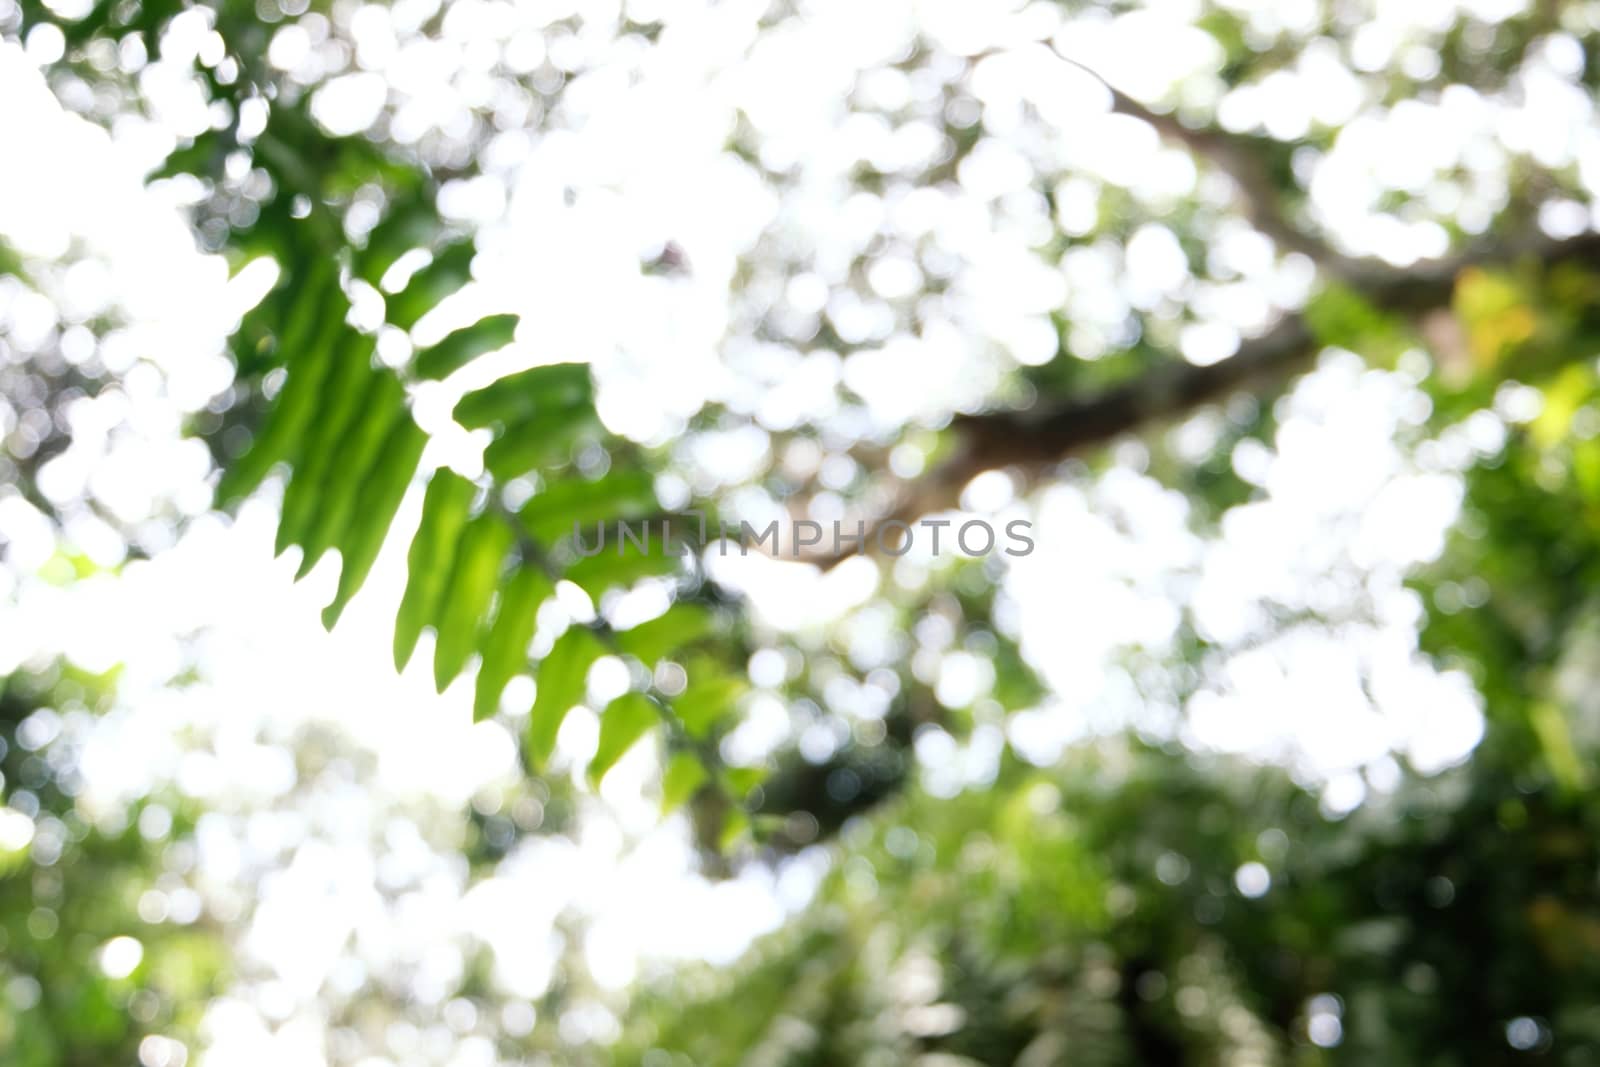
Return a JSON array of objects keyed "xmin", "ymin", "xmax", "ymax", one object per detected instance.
[
  {"xmin": 0, "ymin": 667, "xmax": 222, "ymax": 1067},
  {"xmin": 618, "ymin": 737, "xmax": 1600, "ymax": 1066}
]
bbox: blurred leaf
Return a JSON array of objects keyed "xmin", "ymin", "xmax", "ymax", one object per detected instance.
[
  {"xmin": 673, "ymin": 656, "xmax": 747, "ymax": 738},
  {"xmin": 718, "ymin": 808, "xmax": 750, "ymax": 851},
  {"xmin": 216, "ymin": 269, "xmax": 348, "ymax": 506},
  {"xmin": 1304, "ymin": 281, "xmax": 1408, "ymax": 367},
  {"xmin": 1530, "ymin": 701, "xmax": 1589, "ymax": 794},
  {"xmin": 482, "ymin": 404, "xmax": 599, "ymax": 481},
  {"xmin": 413, "ymin": 313, "xmax": 520, "ymax": 380},
  {"xmin": 322, "ymin": 416, "xmax": 428, "ymax": 629},
  {"xmin": 1531, "ymin": 364, "xmax": 1594, "ymax": 450},
  {"xmin": 473, "ymin": 566, "xmax": 554, "ymax": 721},
  {"xmin": 386, "ymin": 240, "xmax": 475, "ymax": 331},
  {"xmin": 275, "ymin": 331, "xmax": 380, "ymax": 566},
  {"xmin": 721, "ymin": 765, "xmax": 767, "ymax": 797},
  {"xmin": 0, "ymin": 237, "xmax": 25, "ymax": 279},
  {"xmin": 590, "ymin": 692, "xmax": 660, "ymax": 785},
  {"xmin": 527, "ymin": 626, "xmax": 605, "ymax": 766},
  {"xmin": 432, "ymin": 512, "xmax": 516, "ymax": 692},
  {"xmin": 564, "ymin": 535, "xmax": 683, "ymax": 597},
  {"xmin": 358, "ymin": 197, "xmax": 440, "ymax": 287},
  {"xmin": 393, "ymin": 470, "xmax": 478, "ymax": 671},
  {"xmin": 615, "ymin": 604, "xmax": 714, "ymax": 666},
  {"xmin": 661, "ymin": 751, "xmax": 708, "ymax": 814},
  {"xmin": 296, "ymin": 371, "xmax": 408, "ymax": 577},
  {"xmin": 519, "ymin": 469, "xmax": 658, "ymax": 545},
  {"xmin": 1454, "ymin": 267, "xmax": 1538, "ymax": 371},
  {"xmin": 454, "ymin": 362, "xmax": 593, "ymax": 429}
]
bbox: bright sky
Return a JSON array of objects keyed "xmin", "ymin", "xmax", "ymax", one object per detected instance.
[{"xmin": 2, "ymin": 0, "xmax": 1590, "ymax": 1060}]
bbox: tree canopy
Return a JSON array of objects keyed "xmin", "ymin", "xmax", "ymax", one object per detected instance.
[{"xmin": 3, "ymin": 0, "xmax": 1600, "ymax": 1062}]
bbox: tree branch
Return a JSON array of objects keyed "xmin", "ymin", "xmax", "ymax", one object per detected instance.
[{"xmin": 801, "ymin": 231, "xmax": 1600, "ymax": 567}]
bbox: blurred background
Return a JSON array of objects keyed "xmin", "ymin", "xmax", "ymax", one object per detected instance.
[{"xmin": 4, "ymin": 0, "xmax": 1600, "ymax": 1063}]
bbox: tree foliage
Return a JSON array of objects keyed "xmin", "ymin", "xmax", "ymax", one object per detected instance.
[
  {"xmin": 0, "ymin": 665, "xmax": 222, "ymax": 1067},
  {"xmin": 6, "ymin": 0, "xmax": 1600, "ymax": 1062}
]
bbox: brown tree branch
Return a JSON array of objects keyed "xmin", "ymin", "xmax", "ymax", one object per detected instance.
[{"xmin": 800, "ymin": 231, "xmax": 1600, "ymax": 567}]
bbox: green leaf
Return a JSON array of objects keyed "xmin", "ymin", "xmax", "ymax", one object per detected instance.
[
  {"xmin": 673, "ymin": 656, "xmax": 748, "ymax": 738},
  {"xmin": 296, "ymin": 371, "xmax": 408, "ymax": 576},
  {"xmin": 527, "ymin": 626, "xmax": 605, "ymax": 767},
  {"xmin": 1530, "ymin": 701, "xmax": 1589, "ymax": 794},
  {"xmin": 432, "ymin": 512, "xmax": 517, "ymax": 692},
  {"xmin": 274, "ymin": 257, "xmax": 342, "ymax": 366},
  {"xmin": 216, "ymin": 271, "xmax": 349, "ymax": 506},
  {"xmin": 473, "ymin": 565, "xmax": 554, "ymax": 721},
  {"xmin": 564, "ymin": 536, "xmax": 683, "ymax": 597},
  {"xmin": 482, "ymin": 405, "xmax": 599, "ymax": 481},
  {"xmin": 590, "ymin": 691, "xmax": 660, "ymax": 786},
  {"xmin": 721, "ymin": 765, "xmax": 767, "ymax": 798},
  {"xmin": 615, "ymin": 604, "xmax": 714, "ymax": 666},
  {"xmin": 1303, "ymin": 281, "xmax": 1406, "ymax": 367},
  {"xmin": 413, "ymin": 314, "xmax": 520, "ymax": 380},
  {"xmin": 1531, "ymin": 364, "xmax": 1594, "ymax": 449},
  {"xmin": 386, "ymin": 240, "xmax": 475, "ymax": 331},
  {"xmin": 1454, "ymin": 267, "xmax": 1538, "ymax": 372},
  {"xmin": 393, "ymin": 470, "xmax": 478, "ymax": 671},
  {"xmin": 519, "ymin": 469, "xmax": 658, "ymax": 544},
  {"xmin": 276, "ymin": 330, "xmax": 379, "ymax": 563},
  {"xmin": 454, "ymin": 362, "xmax": 593, "ymax": 429},
  {"xmin": 660, "ymin": 751, "xmax": 708, "ymax": 814},
  {"xmin": 718, "ymin": 808, "xmax": 750, "ymax": 851},
  {"xmin": 321, "ymin": 416, "xmax": 429, "ymax": 629},
  {"xmin": 357, "ymin": 197, "xmax": 438, "ymax": 287},
  {"xmin": 0, "ymin": 237, "xmax": 24, "ymax": 280}
]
